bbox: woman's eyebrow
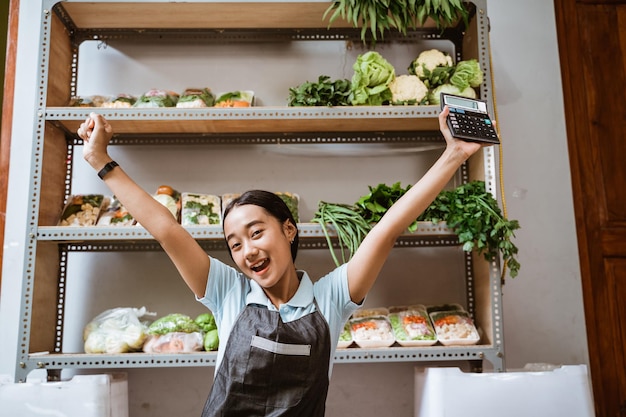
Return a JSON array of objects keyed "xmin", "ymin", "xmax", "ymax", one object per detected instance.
[{"xmin": 225, "ymin": 219, "xmax": 264, "ymax": 242}]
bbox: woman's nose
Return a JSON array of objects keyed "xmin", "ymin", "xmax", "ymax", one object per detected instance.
[{"xmin": 243, "ymin": 241, "xmax": 259, "ymax": 259}]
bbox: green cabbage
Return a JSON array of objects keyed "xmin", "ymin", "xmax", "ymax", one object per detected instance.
[
  {"xmin": 350, "ymin": 52, "xmax": 395, "ymax": 105},
  {"xmin": 428, "ymin": 84, "xmax": 477, "ymax": 105},
  {"xmin": 450, "ymin": 59, "xmax": 484, "ymax": 90}
]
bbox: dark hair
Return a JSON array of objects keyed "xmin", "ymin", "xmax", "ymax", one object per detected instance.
[{"xmin": 223, "ymin": 190, "xmax": 299, "ymax": 261}]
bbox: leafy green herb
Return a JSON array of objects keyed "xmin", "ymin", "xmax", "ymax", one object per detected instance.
[
  {"xmin": 356, "ymin": 182, "xmax": 417, "ymax": 231},
  {"xmin": 288, "ymin": 75, "xmax": 352, "ymax": 107},
  {"xmin": 323, "ymin": 0, "xmax": 469, "ymax": 44},
  {"xmin": 312, "ymin": 201, "xmax": 372, "ymax": 266},
  {"xmin": 418, "ymin": 180, "xmax": 521, "ymax": 279}
]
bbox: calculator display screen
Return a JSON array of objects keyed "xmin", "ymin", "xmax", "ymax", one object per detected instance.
[
  {"xmin": 447, "ymin": 96, "xmax": 479, "ymax": 109},
  {"xmin": 443, "ymin": 94, "xmax": 488, "ymax": 113}
]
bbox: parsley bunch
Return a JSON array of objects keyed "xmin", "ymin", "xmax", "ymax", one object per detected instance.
[
  {"xmin": 418, "ymin": 181, "xmax": 521, "ymax": 279},
  {"xmin": 288, "ymin": 75, "xmax": 352, "ymax": 107}
]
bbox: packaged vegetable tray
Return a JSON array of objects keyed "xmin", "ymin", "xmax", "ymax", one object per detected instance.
[
  {"xmin": 389, "ymin": 305, "xmax": 437, "ymax": 347},
  {"xmin": 349, "ymin": 315, "xmax": 395, "ymax": 348},
  {"xmin": 214, "ymin": 90, "xmax": 254, "ymax": 107},
  {"xmin": 152, "ymin": 185, "xmax": 181, "ymax": 221},
  {"xmin": 220, "ymin": 193, "xmax": 241, "ymax": 215},
  {"xmin": 275, "ymin": 192, "xmax": 299, "ymax": 223},
  {"xmin": 133, "ymin": 88, "xmax": 179, "ymax": 108},
  {"xmin": 96, "ymin": 196, "xmax": 135, "ymax": 226},
  {"xmin": 429, "ymin": 309, "xmax": 480, "ymax": 346},
  {"xmin": 337, "ymin": 321, "xmax": 353, "ymax": 348},
  {"xmin": 181, "ymin": 192, "xmax": 221, "ymax": 226},
  {"xmin": 176, "ymin": 88, "xmax": 216, "ymax": 108},
  {"xmin": 58, "ymin": 194, "xmax": 105, "ymax": 226},
  {"xmin": 101, "ymin": 93, "xmax": 136, "ymax": 108},
  {"xmin": 352, "ymin": 307, "xmax": 389, "ymax": 319}
]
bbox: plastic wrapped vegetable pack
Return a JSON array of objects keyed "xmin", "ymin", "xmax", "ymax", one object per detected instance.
[
  {"xmin": 152, "ymin": 185, "xmax": 181, "ymax": 220},
  {"xmin": 134, "ymin": 88, "xmax": 179, "ymax": 108},
  {"xmin": 176, "ymin": 88, "xmax": 216, "ymax": 108},
  {"xmin": 337, "ymin": 322, "xmax": 353, "ymax": 349},
  {"xmin": 389, "ymin": 305, "xmax": 437, "ymax": 346},
  {"xmin": 58, "ymin": 194, "xmax": 105, "ymax": 226},
  {"xmin": 143, "ymin": 313, "xmax": 204, "ymax": 353},
  {"xmin": 429, "ymin": 307, "xmax": 480, "ymax": 346},
  {"xmin": 349, "ymin": 308, "xmax": 395, "ymax": 348},
  {"xmin": 97, "ymin": 196, "xmax": 135, "ymax": 226},
  {"xmin": 275, "ymin": 192, "xmax": 299, "ymax": 223},
  {"xmin": 83, "ymin": 306, "xmax": 153, "ymax": 354},
  {"xmin": 181, "ymin": 193, "xmax": 221, "ymax": 226},
  {"xmin": 214, "ymin": 90, "xmax": 254, "ymax": 107}
]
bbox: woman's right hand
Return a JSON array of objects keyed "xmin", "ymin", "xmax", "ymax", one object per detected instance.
[{"xmin": 77, "ymin": 112, "xmax": 114, "ymax": 170}]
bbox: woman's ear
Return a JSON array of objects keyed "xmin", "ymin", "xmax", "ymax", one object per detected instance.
[{"xmin": 283, "ymin": 219, "xmax": 297, "ymax": 241}]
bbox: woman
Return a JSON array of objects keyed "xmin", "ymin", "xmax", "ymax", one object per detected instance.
[{"xmin": 77, "ymin": 107, "xmax": 481, "ymax": 416}]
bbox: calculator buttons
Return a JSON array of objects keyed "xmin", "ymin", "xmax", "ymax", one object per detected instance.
[{"xmin": 447, "ymin": 111, "xmax": 499, "ymax": 143}]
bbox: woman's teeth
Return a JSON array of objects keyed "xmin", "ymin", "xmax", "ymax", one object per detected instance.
[{"xmin": 251, "ymin": 258, "xmax": 269, "ymax": 272}]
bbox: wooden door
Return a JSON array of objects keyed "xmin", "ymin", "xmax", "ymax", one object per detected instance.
[
  {"xmin": 554, "ymin": 0, "xmax": 626, "ymax": 415},
  {"xmin": 0, "ymin": 0, "xmax": 18, "ymax": 290}
]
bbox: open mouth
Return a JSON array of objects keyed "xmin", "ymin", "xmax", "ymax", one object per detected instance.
[{"xmin": 250, "ymin": 258, "xmax": 270, "ymax": 273}]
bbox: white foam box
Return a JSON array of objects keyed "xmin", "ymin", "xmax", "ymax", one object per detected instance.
[
  {"xmin": 414, "ymin": 365, "xmax": 595, "ymax": 417},
  {"xmin": 0, "ymin": 373, "xmax": 128, "ymax": 417}
]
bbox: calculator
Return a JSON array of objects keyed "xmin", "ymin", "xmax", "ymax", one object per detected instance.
[{"xmin": 440, "ymin": 93, "xmax": 500, "ymax": 144}]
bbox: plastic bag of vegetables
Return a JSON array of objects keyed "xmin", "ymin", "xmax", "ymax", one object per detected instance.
[
  {"xmin": 143, "ymin": 313, "xmax": 204, "ymax": 353},
  {"xmin": 83, "ymin": 306, "xmax": 153, "ymax": 354}
]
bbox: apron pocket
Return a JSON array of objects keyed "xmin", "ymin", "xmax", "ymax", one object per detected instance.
[{"xmin": 244, "ymin": 335, "xmax": 313, "ymax": 408}]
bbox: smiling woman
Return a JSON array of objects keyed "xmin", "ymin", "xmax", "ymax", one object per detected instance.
[{"xmin": 76, "ymin": 107, "xmax": 482, "ymax": 416}]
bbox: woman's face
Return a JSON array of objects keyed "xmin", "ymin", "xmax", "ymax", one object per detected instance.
[{"xmin": 224, "ymin": 204, "xmax": 297, "ymax": 289}]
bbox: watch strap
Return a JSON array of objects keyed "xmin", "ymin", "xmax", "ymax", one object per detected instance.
[{"xmin": 97, "ymin": 160, "xmax": 119, "ymax": 180}]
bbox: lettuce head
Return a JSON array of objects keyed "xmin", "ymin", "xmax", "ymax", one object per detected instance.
[
  {"xmin": 450, "ymin": 59, "xmax": 484, "ymax": 90},
  {"xmin": 350, "ymin": 51, "xmax": 395, "ymax": 105}
]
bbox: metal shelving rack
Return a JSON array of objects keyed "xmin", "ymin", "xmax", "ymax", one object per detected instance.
[{"xmin": 7, "ymin": 0, "xmax": 504, "ymax": 382}]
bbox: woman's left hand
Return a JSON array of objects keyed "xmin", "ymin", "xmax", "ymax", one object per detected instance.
[{"xmin": 439, "ymin": 106, "xmax": 485, "ymax": 159}]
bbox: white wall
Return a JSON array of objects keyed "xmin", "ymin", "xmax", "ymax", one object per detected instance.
[{"xmin": 0, "ymin": 0, "xmax": 589, "ymax": 416}]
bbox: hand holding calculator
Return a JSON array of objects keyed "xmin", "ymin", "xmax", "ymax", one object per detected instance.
[{"xmin": 440, "ymin": 93, "xmax": 500, "ymax": 144}]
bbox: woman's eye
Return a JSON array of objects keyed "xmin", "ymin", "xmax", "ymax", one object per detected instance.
[
  {"xmin": 230, "ymin": 242, "xmax": 241, "ymax": 250},
  {"xmin": 251, "ymin": 229, "xmax": 263, "ymax": 238}
]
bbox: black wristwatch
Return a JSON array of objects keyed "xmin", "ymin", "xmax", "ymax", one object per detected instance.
[{"xmin": 97, "ymin": 160, "xmax": 119, "ymax": 180}]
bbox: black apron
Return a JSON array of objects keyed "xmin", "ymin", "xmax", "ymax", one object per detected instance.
[{"xmin": 202, "ymin": 300, "xmax": 332, "ymax": 417}]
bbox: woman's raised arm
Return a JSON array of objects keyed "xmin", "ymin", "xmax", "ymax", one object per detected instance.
[
  {"xmin": 78, "ymin": 113, "xmax": 211, "ymax": 298},
  {"xmin": 346, "ymin": 107, "xmax": 483, "ymax": 303}
]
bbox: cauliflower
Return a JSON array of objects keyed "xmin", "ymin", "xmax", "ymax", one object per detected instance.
[
  {"xmin": 389, "ymin": 75, "xmax": 428, "ymax": 105},
  {"xmin": 408, "ymin": 49, "xmax": 455, "ymax": 88},
  {"xmin": 428, "ymin": 83, "xmax": 477, "ymax": 105}
]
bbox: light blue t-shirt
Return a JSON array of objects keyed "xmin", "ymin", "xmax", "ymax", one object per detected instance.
[{"xmin": 196, "ymin": 256, "xmax": 360, "ymax": 377}]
